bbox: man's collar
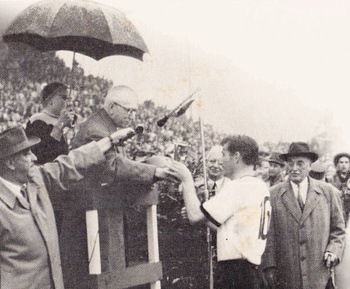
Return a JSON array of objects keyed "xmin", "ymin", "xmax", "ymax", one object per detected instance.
[
  {"xmin": 290, "ymin": 177, "xmax": 308, "ymax": 189},
  {"xmin": 209, "ymin": 176, "xmax": 225, "ymax": 186},
  {"xmin": 0, "ymin": 176, "xmax": 23, "ymax": 209}
]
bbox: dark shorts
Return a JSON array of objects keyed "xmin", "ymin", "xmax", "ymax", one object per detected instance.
[{"xmin": 215, "ymin": 259, "xmax": 261, "ymax": 289}]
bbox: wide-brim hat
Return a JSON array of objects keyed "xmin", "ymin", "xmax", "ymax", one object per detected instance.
[
  {"xmin": 268, "ymin": 152, "xmax": 285, "ymax": 166},
  {"xmin": 0, "ymin": 127, "xmax": 40, "ymax": 159},
  {"xmin": 280, "ymin": 142, "xmax": 318, "ymax": 163}
]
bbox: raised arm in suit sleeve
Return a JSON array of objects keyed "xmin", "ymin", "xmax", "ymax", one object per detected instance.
[
  {"xmin": 72, "ymin": 127, "xmax": 156, "ymax": 184},
  {"xmin": 34, "ymin": 141, "xmax": 106, "ymax": 193}
]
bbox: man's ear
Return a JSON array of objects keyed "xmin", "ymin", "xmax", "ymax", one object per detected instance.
[
  {"xmin": 107, "ymin": 103, "xmax": 114, "ymax": 114},
  {"xmin": 4, "ymin": 157, "xmax": 15, "ymax": 171},
  {"xmin": 233, "ymin": 151, "xmax": 240, "ymax": 164}
]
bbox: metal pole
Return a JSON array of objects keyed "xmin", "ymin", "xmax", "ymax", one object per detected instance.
[
  {"xmin": 198, "ymin": 96, "xmax": 214, "ymax": 289},
  {"xmin": 68, "ymin": 51, "xmax": 76, "ymax": 99}
]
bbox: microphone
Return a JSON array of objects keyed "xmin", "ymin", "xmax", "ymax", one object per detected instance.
[
  {"xmin": 117, "ymin": 124, "xmax": 144, "ymax": 145},
  {"xmin": 157, "ymin": 89, "xmax": 199, "ymax": 127},
  {"xmin": 175, "ymin": 99, "xmax": 195, "ymax": 117},
  {"xmin": 157, "ymin": 115, "xmax": 169, "ymax": 127}
]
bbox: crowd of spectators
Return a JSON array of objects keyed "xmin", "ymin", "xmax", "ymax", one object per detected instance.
[{"xmin": 0, "ymin": 45, "xmax": 225, "ymax": 172}]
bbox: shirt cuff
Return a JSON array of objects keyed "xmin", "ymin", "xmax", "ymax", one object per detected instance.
[{"xmin": 200, "ymin": 204, "xmax": 221, "ymax": 227}]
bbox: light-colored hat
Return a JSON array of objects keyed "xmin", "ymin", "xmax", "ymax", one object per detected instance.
[{"xmin": 0, "ymin": 127, "xmax": 40, "ymax": 159}]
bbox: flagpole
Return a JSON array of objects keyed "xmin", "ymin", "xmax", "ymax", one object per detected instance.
[{"xmin": 198, "ymin": 95, "xmax": 214, "ymax": 289}]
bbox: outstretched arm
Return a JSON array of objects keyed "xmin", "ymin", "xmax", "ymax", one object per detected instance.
[{"xmin": 166, "ymin": 161, "xmax": 207, "ymax": 224}]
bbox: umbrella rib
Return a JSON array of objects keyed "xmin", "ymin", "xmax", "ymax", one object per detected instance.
[{"xmin": 99, "ymin": 5, "xmax": 115, "ymax": 43}]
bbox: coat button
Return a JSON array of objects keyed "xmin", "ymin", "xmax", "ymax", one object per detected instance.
[{"xmin": 300, "ymin": 256, "xmax": 306, "ymax": 261}]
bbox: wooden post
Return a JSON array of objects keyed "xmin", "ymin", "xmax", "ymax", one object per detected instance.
[
  {"xmin": 148, "ymin": 205, "xmax": 161, "ymax": 289},
  {"xmin": 60, "ymin": 183, "xmax": 163, "ymax": 289}
]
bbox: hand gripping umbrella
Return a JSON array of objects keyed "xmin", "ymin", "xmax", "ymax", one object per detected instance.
[{"xmin": 2, "ymin": 0, "xmax": 149, "ymax": 105}]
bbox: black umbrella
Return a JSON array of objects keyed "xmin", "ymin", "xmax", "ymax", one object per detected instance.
[{"xmin": 3, "ymin": 0, "xmax": 149, "ymax": 61}]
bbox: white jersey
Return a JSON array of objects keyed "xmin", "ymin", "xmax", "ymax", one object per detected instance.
[{"xmin": 202, "ymin": 176, "xmax": 271, "ymax": 265}]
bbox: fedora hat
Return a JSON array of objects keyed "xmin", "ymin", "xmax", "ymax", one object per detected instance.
[
  {"xmin": 280, "ymin": 142, "xmax": 318, "ymax": 163},
  {"xmin": 268, "ymin": 152, "xmax": 285, "ymax": 166},
  {"xmin": 0, "ymin": 127, "xmax": 40, "ymax": 160}
]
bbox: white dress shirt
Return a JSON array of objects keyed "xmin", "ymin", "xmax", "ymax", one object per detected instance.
[{"xmin": 291, "ymin": 178, "xmax": 308, "ymax": 204}]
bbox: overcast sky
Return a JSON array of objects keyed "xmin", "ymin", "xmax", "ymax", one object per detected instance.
[{"xmin": 2, "ymin": 0, "xmax": 350, "ymax": 151}]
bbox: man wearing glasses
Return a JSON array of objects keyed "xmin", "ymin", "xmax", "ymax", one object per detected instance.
[{"xmin": 262, "ymin": 142, "xmax": 345, "ymax": 289}]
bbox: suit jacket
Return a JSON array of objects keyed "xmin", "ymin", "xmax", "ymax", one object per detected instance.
[
  {"xmin": 261, "ymin": 177, "xmax": 346, "ymax": 289},
  {"xmin": 72, "ymin": 108, "xmax": 156, "ymax": 185},
  {"xmin": 0, "ymin": 142, "xmax": 105, "ymax": 289}
]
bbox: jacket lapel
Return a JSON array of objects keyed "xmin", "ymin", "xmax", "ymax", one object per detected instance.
[
  {"xmin": 0, "ymin": 180, "xmax": 17, "ymax": 209},
  {"xmin": 280, "ymin": 182, "xmax": 302, "ymax": 223},
  {"xmin": 0, "ymin": 179, "xmax": 31, "ymax": 210},
  {"xmin": 300, "ymin": 178, "xmax": 321, "ymax": 225}
]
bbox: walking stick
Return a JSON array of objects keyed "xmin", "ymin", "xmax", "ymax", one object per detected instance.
[{"xmin": 198, "ymin": 96, "xmax": 214, "ymax": 289}]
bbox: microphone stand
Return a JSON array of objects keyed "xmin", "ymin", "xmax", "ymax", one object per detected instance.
[{"xmin": 198, "ymin": 95, "xmax": 214, "ymax": 289}]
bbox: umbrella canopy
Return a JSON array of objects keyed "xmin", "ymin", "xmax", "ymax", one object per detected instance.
[{"xmin": 3, "ymin": 0, "xmax": 149, "ymax": 61}]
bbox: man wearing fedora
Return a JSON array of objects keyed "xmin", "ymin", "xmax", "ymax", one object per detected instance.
[
  {"xmin": 265, "ymin": 152, "xmax": 285, "ymax": 187},
  {"xmin": 0, "ymin": 126, "xmax": 135, "ymax": 289},
  {"xmin": 262, "ymin": 142, "xmax": 345, "ymax": 289}
]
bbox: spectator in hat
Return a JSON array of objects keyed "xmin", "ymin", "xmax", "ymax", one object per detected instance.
[
  {"xmin": 330, "ymin": 153, "xmax": 350, "ymax": 224},
  {"xmin": 25, "ymin": 82, "xmax": 76, "ymax": 164},
  {"xmin": 266, "ymin": 152, "xmax": 285, "ymax": 187},
  {"xmin": 262, "ymin": 142, "xmax": 345, "ymax": 289},
  {"xmin": 255, "ymin": 156, "xmax": 270, "ymax": 182},
  {"xmin": 0, "ymin": 126, "xmax": 137, "ymax": 289},
  {"xmin": 309, "ymin": 160, "xmax": 327, "ymax": 181}
]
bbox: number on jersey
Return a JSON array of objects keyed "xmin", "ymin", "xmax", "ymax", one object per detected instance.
[{"xmin": 258, "ymin": 196, "xmax": 271, "ymax": 240}]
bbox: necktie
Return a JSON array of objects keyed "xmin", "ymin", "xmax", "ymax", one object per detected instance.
[
  {"xmin": 297, "ymin": 184, "xmax": 304, "ymax": 211},
  {"xmin": 209, "ymin": 182, "xmax": 217, "ymax": 198},
  {"xmin": 20, "ymin": 185, "xmax": 28, "ymax": 201},
  {"xmin": 19, "ymin": 185, "xmax": 30, "ymax": 209}
]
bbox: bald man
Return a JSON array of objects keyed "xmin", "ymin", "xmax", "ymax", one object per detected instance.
[
  {"xmin": 72, "ymin": 85, "xmax": 166, "ymax": 183},
  {"xmin": 62, "ymin": 86, "xmax": 171, "ymax": 288}
]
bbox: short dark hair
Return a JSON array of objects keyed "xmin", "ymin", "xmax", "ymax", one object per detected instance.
[
  {"xmin": 221, "ymin": 135, "xmax": 259, "ymax": 166},
  {"xmin": 41, "ymin": 82, "xmax": 68, "ymax": 103},
  {"xmin": 333, "ymin": 153, "xmax": 350, "ymax": 166}
]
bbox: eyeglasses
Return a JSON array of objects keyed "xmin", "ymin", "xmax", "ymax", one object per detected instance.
[{"xmin": 112, "ymin": 102, "xmax": 136, "ymax": 114}]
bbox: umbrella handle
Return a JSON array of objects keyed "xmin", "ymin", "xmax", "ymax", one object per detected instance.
[{"xmin": 68, "ymin": 51, "xmax": 76, "ymax": 99}]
